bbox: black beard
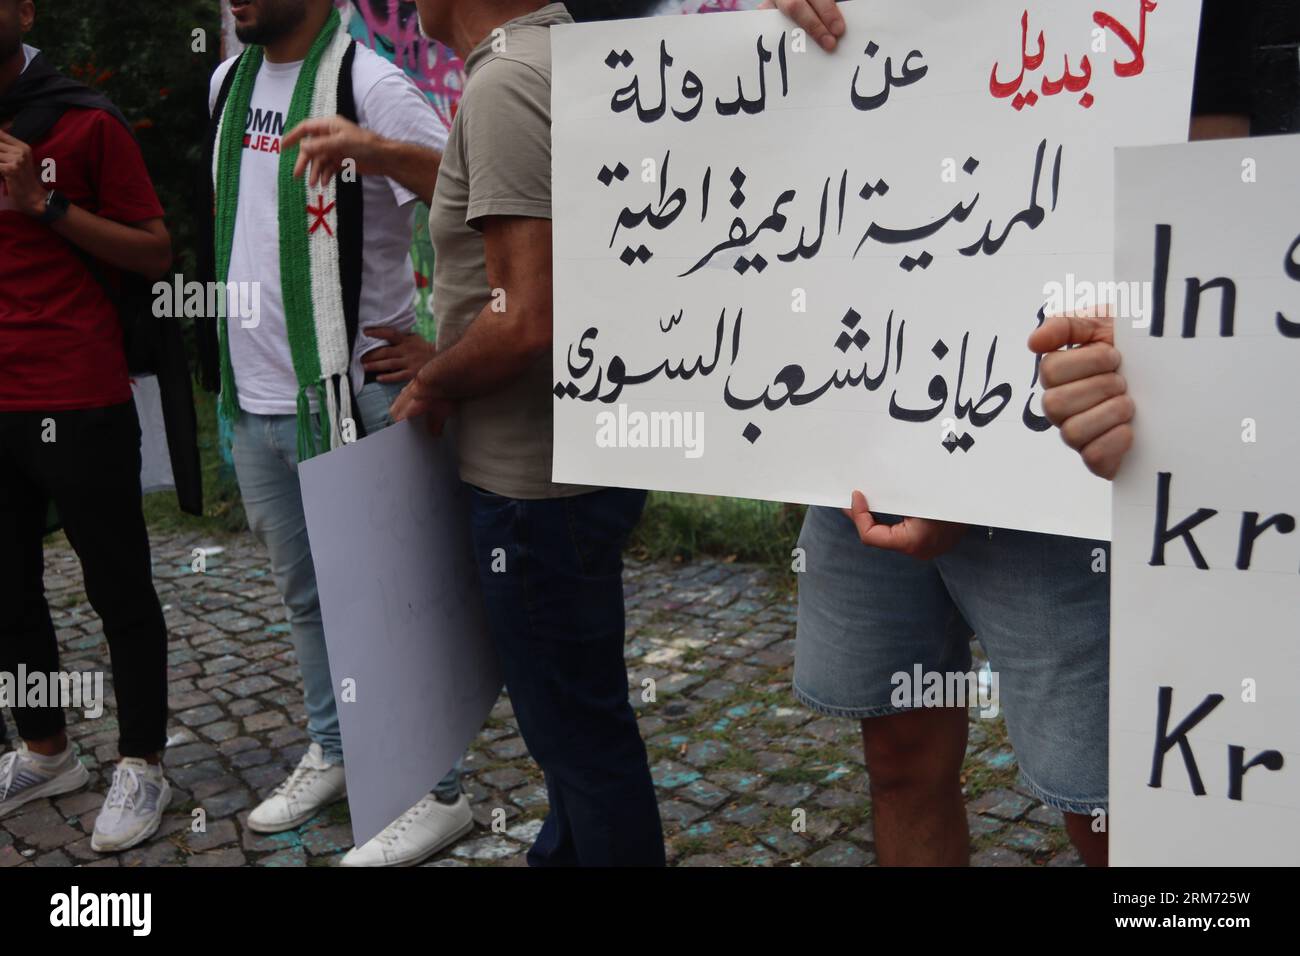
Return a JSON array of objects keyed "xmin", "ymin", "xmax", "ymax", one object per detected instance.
[{"xmin": 234, "ymin": 0, "xmax": 309, "ymax": 47}]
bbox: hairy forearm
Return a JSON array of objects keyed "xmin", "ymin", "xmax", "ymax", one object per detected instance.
[
  {"xmin": 374, "ymin": 138, "xmax": 441, "ymax": 206},
  {"xmin": 50, "ymin": 208, "xmax": 172, "ymax": 279},
  {"xmin": 415, "ymin": 302, "xmax": 550, "ymax": 401}
]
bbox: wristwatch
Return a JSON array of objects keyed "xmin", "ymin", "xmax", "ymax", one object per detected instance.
[{"xmin": 37, "ymin": 189, "xmax": 70, "ymax": 225}]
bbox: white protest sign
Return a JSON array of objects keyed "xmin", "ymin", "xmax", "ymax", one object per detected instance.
[
  {"xmin": 552, "ymin": 0, "xmax": 1204, "ymax": 538},
  {"xmin": 1111, "ymin": 134, "xmax": 1300, "ymax": 866},
  {"xmin": 299, "ymin": 420, "xmax": 501, "ymax": 846},
  {"xmin": 131, "ymin": 374, "xmax": 175, "ymax": 495}
]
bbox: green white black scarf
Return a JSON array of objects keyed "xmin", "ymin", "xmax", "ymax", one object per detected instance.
[{"xmin": 212, "ymin": 8, "xmax": 357, "ymax": 460}]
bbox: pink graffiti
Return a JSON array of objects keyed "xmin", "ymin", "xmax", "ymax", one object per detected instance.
[
  {"xmin": 340, "ymin": 1, "xmax": 464, "ymax": 128},
  {"xmin": 339, "ymin": 1, "xmax": 764, "ymax": 130}
]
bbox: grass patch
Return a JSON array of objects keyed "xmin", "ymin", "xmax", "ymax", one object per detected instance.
[
  {"xmin": 629, "ymin": 492, "xmax": 805, "ymax": 571},
  {"xmin": 140, "ymin": 388, "xmax": 246, "ymax": 537}
]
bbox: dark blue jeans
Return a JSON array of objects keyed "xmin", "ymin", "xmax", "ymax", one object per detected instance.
[{"xmin": 467, "ymin": 484, "xmax": 664, "ymax": 867}]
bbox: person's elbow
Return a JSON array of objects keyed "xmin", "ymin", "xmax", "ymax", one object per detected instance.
[
  {"xmin": 132, "ymin": 221, "xmax": 174, "ymax": 280},
  {"xmin": 145, "ymin": 234, "xmax": 174, "ymax": 280}
]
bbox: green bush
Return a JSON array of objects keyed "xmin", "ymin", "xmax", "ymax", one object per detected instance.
[{"xmin": 29, "ymin": 0, "xmax": 222, "ymax": 280}]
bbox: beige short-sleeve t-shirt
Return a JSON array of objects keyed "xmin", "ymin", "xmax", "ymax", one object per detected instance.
[{"xmin": 429, "ymin": 3, "xmax": 590, "ymax": 499}]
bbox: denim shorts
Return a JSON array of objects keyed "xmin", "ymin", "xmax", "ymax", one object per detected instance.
[{"xmin": 792, "ymin": 505, "xmax": 1109, "ymax": 815}]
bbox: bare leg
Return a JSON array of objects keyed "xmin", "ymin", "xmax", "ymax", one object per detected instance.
[{"xmin": 862, "ymin": 706, "xmax": 969, "ymax": 866}]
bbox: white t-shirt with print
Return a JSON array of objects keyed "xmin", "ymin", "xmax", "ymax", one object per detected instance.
[{"xmin": 208, "ymin": 43, "xmax": 446, "ymax": 415}]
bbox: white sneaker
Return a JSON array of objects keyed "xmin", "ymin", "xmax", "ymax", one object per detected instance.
[
  {"xmin": 90, "ymin": 758, "xmax": 171, "ymax": 853},
  {"xmin": 339, "ymin": 793, "xmax": 473, "ymax": 867},
  {"xmin": 0, "ymin": 743, "xmax": 89, "ymax": 818},
  {"xmin": 247, "ymin": 742, "xmax": 346, "ymax": 833}
]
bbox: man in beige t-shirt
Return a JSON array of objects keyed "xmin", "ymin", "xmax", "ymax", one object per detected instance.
[{"xmin": 395, "ymin": 0, "xmax": 664, "ymax": 866}]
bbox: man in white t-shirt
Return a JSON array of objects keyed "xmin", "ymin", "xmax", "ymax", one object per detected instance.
[{"xmin": 207, "ymin": 0, "xmax": 468, "ymax": 867}]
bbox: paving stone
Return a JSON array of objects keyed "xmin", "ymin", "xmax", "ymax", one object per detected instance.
[
  {"xmin": 1026, "ymin": 804, "xmax": 1060, "ymax": 827},
  {"xmin": 968, "ymin": 788, "xmax": 1034, "ymax": 822},
  {"xmin": 506, "ymin": 819, "xmax": 544, "ymax": 844},
  {"xmin": 815, "ymin": 788, "xmax": 860, "ymax": 811},
  {"xmin": 1048, "ymin": 847, "xmax": 1084, "ymax": 867},
  {"xmin": 202, "ymin": 788, "xmax": 253, "ymax": 819},
  {"xmin": 472, "ymin": 803, "xmax": 520, "ymax": 829},
  {"xmin": 708, "ymin": 770, "xmax": 767, "ymax": 794},
  {"xmin": 480, "ymin": 767, "xmax": 529, "ymax": 790},
  {"xmin": 26, "ymin": 529, "xmax": 1068, "ymax": 869},
  {"xmin": 681, "ymin": 778, "xmax": 730, "ymax": 809},
  {"xmin": 719, "ymin": 803, "xmax": 767, "ymax": 827},
  {"xmin": 1003, "ymin": 826, "xmax": 1052, "ymax": 856},
  {"xmin": 681, "ymin": 740, "xmax": 731, "ymax": 769},
  {"xmin": 806, "ymin": 841, "xmax": 874, "ymax": 867},
  {"xmin": 199, "ymin": 720, "xmax": 240, "ymax": 743},
  {"xmin": 693, "ymin": 679, "xmax": 738, "ymax": 702},
  {"xmin": 755, "ymin": 751, "xmax": 798, "ymax": 773},
  {"xmin": 183, "ymin": 819, "xmax": 239, "ymax": 852},
  {"xmin": 242, "ymin": 711, "xmax": 287, "ymax": 733},
  {"xmin": 257, "ymin": 847, "xmax": 307, "ymax": 867},
  {"xmin": 971, "ymin": 846, "xmax": 1029, "ymax": 867},
  {"xmin": 301, "ymin": 824, "xmax": 354, "ymax": 857},
  {"xmin": 452, "ymin": 836, "xmax": 520, "ymax": 861},
  {"xmin": 508, "ymin": 785, "xmax": 548, "ymax": 810},
  {"xmin": 968, "ymin": 813, "xmax": 1005, "ymax": 838},
  {"xmin": 759, "ymin": 782, "xmax": 816, "ymax": 807},
  {"xmin": 758, "ymin": 829, "xmax": 808, "ymax": 856},
  {"xmin": 847, "ymin": 821, "xmax": 875, "ymax": 846},
  {"xmin": 488, "ymin": 737, "xmax": 530, "ymax": 761},
  {"xmin": 188, "ymin": 847, "xmax": 248, "ymax": 866},
  {"xmin": 165, "ymin": 741, "xmax": 220, "ymax": 766},
  {"xmin": 658, "ymin": 800, "xmax": 707, "ymax": 828}
]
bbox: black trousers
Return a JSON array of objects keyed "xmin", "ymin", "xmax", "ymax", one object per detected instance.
[{"xmin": 0, "ymin": 401, "xmax": 168, "ymax": 758}]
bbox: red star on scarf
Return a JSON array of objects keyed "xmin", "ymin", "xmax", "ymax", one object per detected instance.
[{"xmin": 307, "ymin": 194, "xmax": 336, "ymax": 237}]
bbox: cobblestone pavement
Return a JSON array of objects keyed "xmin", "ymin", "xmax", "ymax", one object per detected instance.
[{"xmin": 1, "ymin": 528, "xmax": 1082, "ymax": 868}]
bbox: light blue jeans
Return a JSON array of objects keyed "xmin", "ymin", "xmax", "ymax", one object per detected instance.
[{"xmin": 231, "ymin": 380, "xmax": 461, "ymax": 802}]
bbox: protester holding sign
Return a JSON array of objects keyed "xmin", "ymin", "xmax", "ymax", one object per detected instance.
[
  {"xmin": 201, "ymin": 0, "xmax": 469, "ymax": 867},
  {"xmin": 393, "ymin": 0, "xmax": 666, "ymax": 866},
  {"xmin": 0, "ymin": 0, "xmax": 175, "ymax": 852},
  {"xmin": 754, "ymin": 0, "xmax": 1109, "ymax": 868},
  {"xmin": 759, "ymin": 0, "xmax": 1253, "ymax": 867}
]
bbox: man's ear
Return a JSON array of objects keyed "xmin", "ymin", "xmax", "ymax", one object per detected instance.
[{"xmin": 21, "ymin": 1, "xmax": 36, "ymax": 35}]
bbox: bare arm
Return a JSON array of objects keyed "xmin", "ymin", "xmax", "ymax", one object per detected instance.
[
  {"xmin": 389, "ymin": 216, "xmax": 552, "ymax": 427},
  {"xmin": 0, "ymin": 129, "xmax": 171, "ymax": 279},
  {"xmin": 50, "ymin": 211, "xmax": 172, "ymax": 280},
  {"xmin": 284, "ymin": 116, "xmax": 441, "ymax": 206}
]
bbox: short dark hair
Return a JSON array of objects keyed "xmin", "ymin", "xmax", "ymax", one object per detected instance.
[{"xmin": 564, "ymin": 1, "xmax": 661, "ymax": 23}]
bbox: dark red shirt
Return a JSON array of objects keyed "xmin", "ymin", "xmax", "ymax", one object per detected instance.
[{"xmin": 0, "ymin": 107, "xmax": 164, "ymax": 411}]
